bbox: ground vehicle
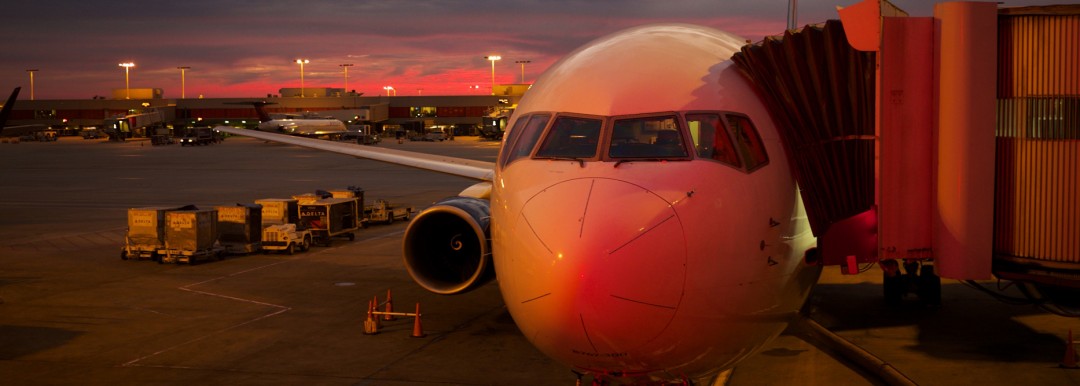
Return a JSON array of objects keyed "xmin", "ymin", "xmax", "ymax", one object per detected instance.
[
  {"xmin": 33, "ymin": 130, "xmax": 57, "ymax": 141},
  {"xmin": 149, "ymin": 126, "xmax": 174, "ymax": 145},
  {"xmin": 300, "ymin": 198, "xmax": 359, "ymax": 246},
  {"xmin": 421, "ymin": 126, "xmax": 447, "ymax": 141},
  {"xmin": 180, "ymin": 127, "xmax": 216, "ymax": 146},
  {"xmin": 80, "ymin": 129, "xmax": 103, "ymax": 139},
  {"xmin": 103, "ymin": 109, "xmax": 165, "ymax": 141},
  {"xmin": 256, "ymin": 198, "xmax": 313, "ymax": 254},
  {"xmin": 342, "ymin": 125, "xmax": 380, "ymax": 145},
  {"xmin": 366, "ymin": 199, "xmax": 412, "ymax": 224},
  {"xmin": 261, "ymin": 223, "xmax": 311, "ymax": 254}
]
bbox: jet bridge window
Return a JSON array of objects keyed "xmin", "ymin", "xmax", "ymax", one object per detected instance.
[
  {"xmin": 535, "ymin": 116, "xmax": 602, "ymax": 159},
  {"xmin": 609, "ymin": 115, "xmax": 688, "ymax": 158},
  {"xmin": 686, "ymin": 113, "xmax": 741, "ymax": 168},
  {"xmin": 500, "ymin": 114, "xmax": 551, "ymax": 168},
  {"xmin": 726, "ymin": 114, "xmax": 769, "ymax": 171}
]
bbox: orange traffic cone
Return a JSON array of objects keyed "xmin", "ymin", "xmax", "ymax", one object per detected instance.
[
  {"xmin": 363, "ymin": 299, "xmax": 378, "ymax": 335},
  {"xmin": 1063, "ymin": 329, "xmax": 1078, "ymax": 368},
  {"xmin": 372, "ymin": 295, "xmax": 382, "ymax": 329},
  {"xmin": 383, "ymin": 289, "xmax": 396, "ymax": 321},
  {"xmin": 411, "ymin": 302, "xmax": 426, "ymax": 338}
]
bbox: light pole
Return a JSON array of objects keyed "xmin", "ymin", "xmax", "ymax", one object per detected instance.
[
  {"xmin": 119, "ymin": 62, "xmax": 135, "ymax": 99},
  {"xmin": 485, "ymin": 55, "xmax": 501, "ymax": 95},
  {"xmin": 26, "ymin": 69, "xmax": 38, "ymax": 100},
  {"xmin": 339, "ymin": 63, "xmax": 353, "ymax": 92},
  {"xmin": 295, "ymin": 59, "xmax": 309, "ymax": 97},
  {"xmin": 177, "ymin": 66, "xmax": 190, "ymax": 99},
  {"xmin": 383, "ymin": 86, "xmax": 396, "ymax": 96},
  {"xmin": 515, "ymin": 60, "xmax": 530, "ymax": 83}
]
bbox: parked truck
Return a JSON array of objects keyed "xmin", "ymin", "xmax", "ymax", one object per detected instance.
[
  {"xmin": 159, "ymin": 209, "xmax": 223, "ymax": 264},
  {"xmin": 257, "ymin": 198, "xmax": 312, "ymax": 254}
]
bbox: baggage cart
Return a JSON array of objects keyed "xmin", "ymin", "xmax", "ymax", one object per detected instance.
[
  {"xmin": 366, "ymin": 199, "xmax": 413, "ymax": 225},
  {"xmin": 159, "ymin": 209, "xmax": 223, "ymax": 264},
  {"xmin": 122, "ymin": 205, "xmax": 192, "ymax": 261},
  {"xmin": 216, "ymin": 204, "xmax": 262, "ymax": 254},
  {"xmin": 300, "ymin": 197, "xmax": 359, "ymax": 246}
]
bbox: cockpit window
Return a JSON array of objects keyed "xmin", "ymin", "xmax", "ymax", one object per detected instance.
[
  {"xmin": 498, "ymin": 116, "xmax": 528, "ymax": 167},
  {"xmin": 534, "ymin": 116, "xmax": 602, "ymax": 159},
  {"xmin": 607, "ymin": 115, "xmax": 688, "ymax": 159},
  {"xmin": 686, "ymin": 113, "xmax": 741, "ymax": 167},
  {"xmin": 501, "ymin": 114, "xmax": 551, "ymax": 167},
  {"xmin": 727, "ymin": 114, "xmax": 769, "ymax": 171}
]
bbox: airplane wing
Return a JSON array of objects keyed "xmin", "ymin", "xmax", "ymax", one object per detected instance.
[{"xmin": 214, "ymin": 126, "xmax": 495, "ymax": 181}]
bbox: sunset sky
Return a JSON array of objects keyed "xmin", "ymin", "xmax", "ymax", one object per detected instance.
[{"xmin": 0, "ymin": 0, "xmax": 1054, "ymax": 100}]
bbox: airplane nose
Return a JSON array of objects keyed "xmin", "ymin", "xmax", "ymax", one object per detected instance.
[{"xmin": 511, "ymin": 178, "xmax": 688, "ymax": 359}]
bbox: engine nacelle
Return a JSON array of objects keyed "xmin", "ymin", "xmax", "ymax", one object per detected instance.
[{"xmin": 402, "ymin": 196, "xmax": 494, "ymax": 295}]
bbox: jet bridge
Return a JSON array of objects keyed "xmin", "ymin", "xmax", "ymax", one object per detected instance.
[{"xmin": 733, "ymin": 0, "xmax": 1080, "ymax": 313}]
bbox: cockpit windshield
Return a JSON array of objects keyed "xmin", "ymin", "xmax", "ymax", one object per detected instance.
[
  {"xmin": 608, "ymin": 115, "xmax": 688, "ymax": 158},
  {"xmin": 534, "ymin": 116, "xmax": 602, "ymax": 159},
  {"xmin": 498, "ymin": 110, "xmax": 768, "ymax": 172}
]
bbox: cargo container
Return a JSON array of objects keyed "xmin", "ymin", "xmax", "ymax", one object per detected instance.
[
  {"xmin": 300, "ymin": 197, "xmax": 359, "ymax": 246},
  {"xmin": 122, "ymin": 205, "xmax": 192, "ymax": 261},
  {"xmin": 292, "ymin": 193, "xmax": 323, "ymax": 205},
  {"xmin": 216, "ymin": 204, "xmax": 262, "ymax": 254},
  {"xmin": 256, "ymin": 198, "xmax": 300, "ymax": 226},
  {"xmin": 160, "ymin": 209, "xmax": 222, "ymax": 264}
]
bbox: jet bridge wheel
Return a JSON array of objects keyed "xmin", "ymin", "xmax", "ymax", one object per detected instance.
[
  {"xmin": 881, "ymin": 259, "xmax": 941, "ymax": 306},
  {"xmin": 882, "ymin": 259, "xmax": 904, "ymax": 305}
]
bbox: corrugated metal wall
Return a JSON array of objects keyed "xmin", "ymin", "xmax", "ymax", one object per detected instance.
[{"xmin": 995, "ymin": 8, "xmax": 1080, "ymax": 265}]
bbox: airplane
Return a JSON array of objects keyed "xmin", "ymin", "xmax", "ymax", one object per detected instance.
[
  {"xmin": 217, "ymin": 23, "xmax": 821, "ymax": 384},
  {"xmin": 243, "ymin": 101, "xmax": 348, "ymax": 138},
  {"xmin": 0, "ymin": 87, "xmax": 50, "ymax": 138}
]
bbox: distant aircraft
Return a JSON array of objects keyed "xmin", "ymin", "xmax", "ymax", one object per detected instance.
[
  {"xmin": 0, "ymin": 88, "xmax": 49, "ymax": 138},
  {"xmin": 243, "ymin": 101, "xmax": 348, "ymax": 138},
  {"xmin": 219, "ymin": 24, "xmax": 819, "ymax": 384}
]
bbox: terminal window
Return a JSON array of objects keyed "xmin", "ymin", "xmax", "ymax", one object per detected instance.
[{"xmin": 410, "ymin": 106, "xmax": 437, "ymax": 118}]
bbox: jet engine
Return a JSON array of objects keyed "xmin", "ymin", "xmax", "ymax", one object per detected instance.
[{"xmin": 402, "ymin": 196, "xmax": 494, "ymax": 295}]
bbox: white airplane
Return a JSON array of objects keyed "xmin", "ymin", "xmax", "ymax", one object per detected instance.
[
  {"xmin": 217, "ymin": 23, "xmax": 820, "ymax": 384},
  {"xmin": 244, "ymin": 101, "xmax": 348, "ymax": 137}
]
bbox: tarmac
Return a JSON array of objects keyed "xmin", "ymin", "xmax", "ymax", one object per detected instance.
[{"xmin": 1, "ymin": 135, "xmax": 1078, "ymax": 385}]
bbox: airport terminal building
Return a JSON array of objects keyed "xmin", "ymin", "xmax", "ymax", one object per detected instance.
[{"xmin": 3, "ymin": 86, "xmax": 525, "ymax": 137}]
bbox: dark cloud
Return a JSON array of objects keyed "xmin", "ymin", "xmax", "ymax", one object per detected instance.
[{"xmin": 0, "ymin": 0, "xmax": 1059, "ymax": 98}]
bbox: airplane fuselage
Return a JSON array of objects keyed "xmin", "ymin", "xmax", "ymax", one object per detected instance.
[
  {"xmin": 489, "ymin": 24, "xmax": 820, "ymax": 380},
  {"xmin": 258, "ymin": 118, "xmax": 346, "ymax": 137}
]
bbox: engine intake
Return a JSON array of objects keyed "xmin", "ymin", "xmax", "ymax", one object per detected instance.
[{"xmin": 403, "ymin": 196, "xmax": 493, "ymax": 295}]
